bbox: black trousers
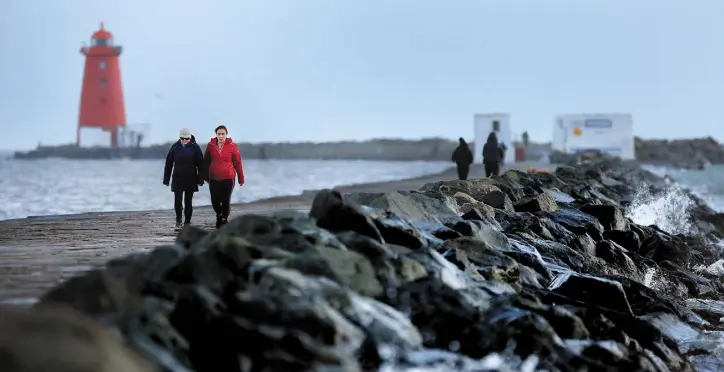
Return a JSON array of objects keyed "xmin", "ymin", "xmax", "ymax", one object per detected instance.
[
  {"xmin": 484, "ymin": 162, "xmax": 500, "ymax": 177},
  {"xmin": 456, "ymin": 164, "xmax": 470, "ymax": 180},
  {"xmin": 174, "ymin": 191, "xmax": 195, "ymax": 222},
  {"xmin": 209, "ymin": 179, "xmax": 235, "ymax": 219}
]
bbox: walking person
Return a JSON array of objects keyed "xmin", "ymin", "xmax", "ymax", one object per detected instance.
[
  {"xmin": 204, "ymin": 125, "xmax": 245, "ymax": 229},
  {"xmin": 482, "ymin": 132, "xmax": 502, "ymax": 177},
  {"xmin": 499, "ymin": 141, "xmax": 508, "ymax": 166},
  {"xmin": 451, "ymin": 137, "xmax": 474, "ymax": 180},
  {"xmin": 163, "ymin": 128, "xmax": 205, "ymax": 229}
]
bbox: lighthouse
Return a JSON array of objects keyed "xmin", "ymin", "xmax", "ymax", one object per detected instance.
[{"xmin": 77, "ymin": 23, "xmax": 127, "ymax": 148}]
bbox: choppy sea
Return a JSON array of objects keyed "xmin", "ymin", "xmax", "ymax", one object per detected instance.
[{"xmin": 0, "ymin": 157, "xmax": 451, "ymax": 220}]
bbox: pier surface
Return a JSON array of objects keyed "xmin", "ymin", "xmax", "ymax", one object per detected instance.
[{"xmin": 0, "ymin": 162, "xmax": 553, "ymax": 305}]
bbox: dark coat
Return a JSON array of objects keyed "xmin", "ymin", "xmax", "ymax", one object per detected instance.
[
  {"xmin": 163, "ymin": 136, "xmax": 205, "ymax": 192},
  {"xmin": 451, "ymin": 138, "xmax": 474, "ymax": 165},
  {"xmin": 482, "ymin": 132, "xmax": 502, "ymax": 164}
]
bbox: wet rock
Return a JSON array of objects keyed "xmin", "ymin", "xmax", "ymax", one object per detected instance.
[
  {"xmin": 548, "ymin": 272, "xmax": 634, "ymax": 315},
  {"xmin": 658, "ymin": 261, "xmax": 717, "ymax": 298},
  {"xmin": 38, "ymin": 244, "xmax": 185, "ymax": 316},
  {"xmin": 477, "ymin": 188, "xmax": 515, "ymax": 213},
  {"xmin": 285, "ymin": 245, "xmax": 384, "ymax": 297},
  {"xmin": 453, "ymin": 191, "xmax": 477, "ymax": 206},
  {"xmin": 310, "ymin": 189, "xmax": 383, "ymax": 242},
  {"xmin": 544, "ymin": 207, "xmax": 605, "ymax": 241},
  {"xmin": 512, "ymin": 233, "xmax": 589, "ymax": 272},
  {"xmin": 176, "ymin": 225, "xmax": 211, "ymax": 248},
  {"xmin": 372, "ymin": 212, "xmax": 427, "ymax": 249},
  {"xmin": 610, "ymin": 275, "xmax": 684, "ymax": 316},
  {"xmin": 685, "ymin": 299, "xmax": 724, "ymax": 326},
  {"xmin": 346, "ymin": 190, "xmax": 461, "ymax": 225},
  {"xmin": 461, "ymin": 206, "xmax": 494, "ymax": 220},
  {"xmin": 579, "ymin": 203, "xmax": 628, "ymax": 231},
  {"xmin": 603, "ymin": 229, "xmax": 641, "ymax": 252},
  {"xmin": 640, "ymin": 231, "xmax": 691, "ymax": 267},
  {"xmin": 445, "ymin": 237, "xmax": 522, "ymax": 290},
  {"xmin": 701, "ymin": 259, "xmax": 724, "ymax": 277},
  {"xmin": 538, "ymin": 305, "xmax": 590, "ymax": 339},
  {"xmin": 459, "ymin": 202, "xmax": 495, "ymax": 217},
  {"xmin": 682, "ymin": 234, "xmax": 721, "ymax": 266},
  {"xmin": 514, "ymin": 193, "xmax": 559, "ymax": 213},
  {"xmin": 595, "ymin": 240, "xmax": 638, "ymax": 274},
  {"xmin": 0, "ymin": 304, "xmax": 154, "ymax": 372}
]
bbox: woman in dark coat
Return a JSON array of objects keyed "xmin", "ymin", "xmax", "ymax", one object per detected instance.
[
  {"xmin": 482, "ymin": 132, "xmax": 502, "ymax": 177},
  {"xmin": 451, "ymin": 137, "xmax": 474, "ymax": 180},
  {"xmin": 163, "ymin": 128, "xmax": 205, "ymax": 229}
]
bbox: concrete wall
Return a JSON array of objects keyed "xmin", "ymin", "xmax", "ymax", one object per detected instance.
[
  {"xmin": 14, "ymin": 138, "xmax": 463, "ymax": 161},
  {"xmin": 237, "ymin": 138, "xmax": 459, "ymax": 161}
]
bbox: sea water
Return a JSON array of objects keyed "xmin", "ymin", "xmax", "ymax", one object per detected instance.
[{"xmin": 0, "ymin": 158, "xmax": 450, "ymax": 220}]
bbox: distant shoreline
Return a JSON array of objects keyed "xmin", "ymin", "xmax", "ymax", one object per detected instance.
[{"xmin": 8, "ymin": 136, "xmax": 724, "ymax": 170}]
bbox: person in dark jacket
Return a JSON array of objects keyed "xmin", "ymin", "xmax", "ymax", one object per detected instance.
[
  {"xmin": 163, "ymin": 128, "xmax": 205, "ymax": 229},
  {"xmin": 482, "ymin": 132, "xmax": 502, "ymax": 177},
  {"xmin": 499, "ymin": 141, "xmax": 508, "ymax": 166},
  {"xmin": 451, "ymin": 137, "xmax": 474, "ymax": 180}
]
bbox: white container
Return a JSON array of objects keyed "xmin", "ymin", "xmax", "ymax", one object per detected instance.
[{"xmin": 552, "ymin": 113, "xmax": 635, "ymax": 160}]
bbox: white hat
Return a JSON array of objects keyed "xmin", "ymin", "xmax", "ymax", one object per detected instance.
[{"xmin": 179, "ymin": 128, "xmax": 192, "ymax": 139}]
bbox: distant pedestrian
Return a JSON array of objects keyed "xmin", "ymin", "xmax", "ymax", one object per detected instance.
[
  {"xmin": 163, "ymin": 128, "xmax": 205, "ymax": 229},
  {"xmin": 451, "ymin": 137, "xmax": 474, "ymax": 180},
  {"xmin": 499, "ymin": 141, "xmax": 508, "ymax": 166},
  {"xmin": 204, "ymin": 125, "xmax": 245, "ymax": 229},
  {"xmin": 483, "ymin": 132, "xmax": 502, "ymax": 177}
]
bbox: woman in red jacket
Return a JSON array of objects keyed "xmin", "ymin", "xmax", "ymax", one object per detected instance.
[{"xmin": 204, "ymin": 125, "xmax": 245, "ymax": 228}]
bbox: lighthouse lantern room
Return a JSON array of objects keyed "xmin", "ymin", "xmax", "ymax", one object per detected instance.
[{"xmin": 77, "ymin": 23, "xmax": 127, "ymax": 148}]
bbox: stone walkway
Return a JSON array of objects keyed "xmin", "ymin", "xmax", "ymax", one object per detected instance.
[{"xmin": 0, "ymin": 162, "xmax": 554, "ymax": 305}]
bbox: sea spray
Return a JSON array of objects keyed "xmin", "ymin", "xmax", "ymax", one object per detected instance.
[
  {"xmin": 625, "ymin": 181, "xmax": 698, "ymax": 235},
  {"xmin": 625, "ymin": 180, "xmax": 697, "ymax": 292},
  {"xmin": 642, "ymin": 164, "xmax": 724, "ymax": 213}
]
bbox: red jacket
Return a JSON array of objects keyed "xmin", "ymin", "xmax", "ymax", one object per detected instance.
[{"xmin": 204, "ymin": 137, "xmax": 245, "ymax": 183}]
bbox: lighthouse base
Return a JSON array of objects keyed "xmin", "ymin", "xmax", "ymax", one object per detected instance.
[{"xmin": 78, "ymin": 127, "xmax": 112, "ymax": 148}]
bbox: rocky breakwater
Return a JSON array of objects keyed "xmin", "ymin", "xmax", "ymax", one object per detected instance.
[
  {"xmin": 12, "ymin": 154, "xmax": 724, "ymax": 371},
  {"xmin": 634, "ymin": 137, "xmax": 724, "ymax": 170}
]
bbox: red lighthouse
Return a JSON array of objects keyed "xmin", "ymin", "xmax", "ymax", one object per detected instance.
[{"xmin": 77, "ymin": 23, "xmax": 127, "ymax": 148}]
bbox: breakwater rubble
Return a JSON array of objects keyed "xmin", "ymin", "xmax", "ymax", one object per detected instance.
[
  {"xmin": 13, "ymin": 152, "xmax": 724, "ymax": 371},
  {"xmin": 635, "ymin": 137, "xmax": 724, "ymax": 170}
]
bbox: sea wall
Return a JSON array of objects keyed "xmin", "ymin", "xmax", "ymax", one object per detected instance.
[
  {"xmin": 6, "ymin": 152, "xmax": 724, "ymax": 371},
  {"xmin": 13, "ymin": 138, "xmax": 462, "ymax": 161},
  {"xmin": 12, "ymin": 137, "xmax": 724, "ymax": 168},
  {"xmin": 7, "ymin": 139, "xmax": 561, "ymax": 162},
  {"xmin": 634, "ymin": 137, "xmax": 724, "ymax": 169}
]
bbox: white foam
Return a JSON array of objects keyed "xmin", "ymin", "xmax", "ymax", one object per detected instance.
[
  {"xmin": 625, "ymin": 181, "xmax": 698, "ymax": 235},
  {"xmin": 641, "ymin": 164, "xmax": 724, "ymax": 213}
]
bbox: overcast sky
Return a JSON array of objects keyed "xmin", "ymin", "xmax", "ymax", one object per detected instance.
[{"xmin": 1, "ymin": 0, "xmax": 723, "ymax": 150}]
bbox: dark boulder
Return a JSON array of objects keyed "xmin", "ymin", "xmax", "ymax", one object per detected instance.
[
  {"xmin": 309, "ymin": 189, "xmax": 383, "ymax": 242},
  {"xmin": 639, "ymin": 231, "xmax": 691, "ymax": 267},
  {"xmin": 548, "ymin": 272, "xmax": 634, "ymax": 315},
  {"xmin": 579, "ymin": 204, "xmax": 628, "ymax": 231},
  {"xmin": 603, "ymin": 230, "xmax": 641, "ymax": 253},
  {"xmin": 595, "ymin": 240, "xmax": 638, "ymax": 275},
  {"xmin": 543, "ymin": 207, "xmax": 605, "ymax": 241},
  {"xmin": 514, "ymin": 193, "xmax": 559, "ymax": 213}
]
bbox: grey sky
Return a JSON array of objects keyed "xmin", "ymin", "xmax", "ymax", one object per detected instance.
[{"xmin": 1, "ymin": 0, "xmax": 723, "ymax": 151}]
